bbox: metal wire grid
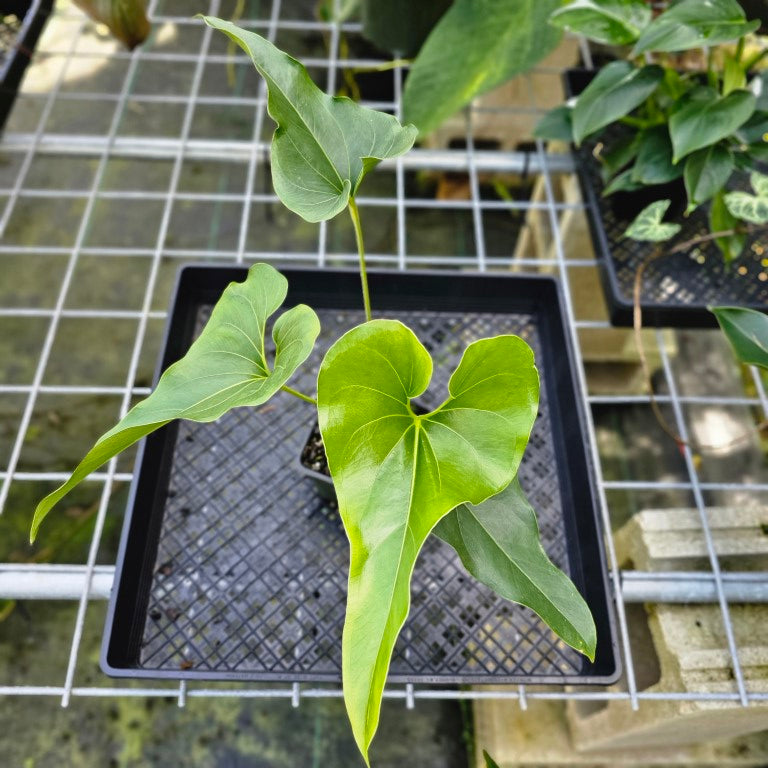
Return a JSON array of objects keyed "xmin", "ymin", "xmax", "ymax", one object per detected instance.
[{"xmin": 0, "ymin": 0, "xmax": 765, "ymax": 716}]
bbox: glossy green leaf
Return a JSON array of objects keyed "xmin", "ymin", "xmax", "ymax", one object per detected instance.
[
  {"xmin": 571, "ymin": 62, "xmax": 664, "ymax": 145},
  {"xmin": 631, "ymin": 126, "xmax": 682, "ymax": 185},
  {"xmin": 401, "ymin": 0, "xmax": 562, "ymax": 137},
  {"xmin": 710, "ymin": 189, "xmax": 746, "ymax": 264},
  {"xmin": 684, "ymin": 144, "xmax": 734, "ymax": 207},
  {"xmin": 200, "ymin": 17, "xmax": 417, "ymax": 222},
  {"xmin": 435, "ymin": 478, "xmax": 596, "ymax": 660},
  {"xmin": 31, "ymin": 264, "xmax": 320, "ymax": 541},
  {"xmin": 533, "ymin": 104, "xmax": 573, "ymax": 142},
  {"xmin": 735, "ymin": 111, "xmax": 768, "ymax": 144},
  {"xmin": 317, "ymin": 320, "xmax": 539, "ymax": 762},
  {"xmin": 483, "ymin": 751, "xmax": 502, "ymax": 768},
  {"xmin": 549, "ymin": 0, "xmax": 651, "ymax": 46},
  {"xmin": 632, "ymin": 0, "xmax": 759, "ymax": 56},
  {"xmin": 724, "ymin": 192, "xmax": 768, "ymax": 223},
  {"xmin": 669, "ymin": 88, "xmax": 755, "ymax": 164},
  {"xmin": 711, "ymin": 306, "xmax": 768, "ymax": 370},
  {"xmin": 599, "ymin": 133, "xmax": 641, "ymax": 183},
  {"xmin": 624, "ymin": 200, "xmax": 682, "ymax": 242},
  {"xmin": 603, "ymin": 167, "xmax": 643, "ymax": 196}
]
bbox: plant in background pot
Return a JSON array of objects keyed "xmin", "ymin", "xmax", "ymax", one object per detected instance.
[
  {"xmin": 29, "ymin": 18, "xmax": 597, "ymax": 765},
  {"xmin": 535, "ymin": 0, "xmax": 768, "ymax": 325}
]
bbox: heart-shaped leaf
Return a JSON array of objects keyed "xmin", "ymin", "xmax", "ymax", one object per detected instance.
[
  {"xmin": 684, "ymin": 144, "xmax": 734, "ymax": 207},
  {"xmin": 435, "ymin": 478, "xmax": 596, "ymax": 660},
  {"xmin": 711, "ymin": 306, "xmax": 768, "ymax": 370},
  {"xmin": 549, "ymin": 0, "xmax": 651, "ymax": 46},
  {"xmin": 631, "ymin": 126, "xmax": 682, "ymax": 185},
  {"xmin": 669, "ymin": 87, "xmax": 755, "ymax": 163},
  {"xmin": 402, "ymin": 0, "xmax": 563, "ymax": 137},
  {"xmin": 603, "ymin": 167, "xmax": 644, "ymax": 196},
  {"xmin": 632, "ymin": 0, "xmax": 759, "ymax": 56},
  {"xmin": 624, "ymin": 200, "xmax": 682, "ymax": 242},
  {"xmin": 317, "ymin": 319, "xmax": 539, "ymax": 762},
  {"xmin": 750, "ymin": 170, "xmax": 768, "ymax": 198},
  {"xmin": 201, "ymin": 17, "xmax": 417, "ymax": 222},
  {"xmin": 724, "ymin": 191, "xmax": 768, "ymax": 224},
  {"xmin": 571, "ymin": 62, "xmax": 664, "ymax": 145},
  {"xmin": 31, "ymin": 263, "xmax": 320, "ymax": 541}
]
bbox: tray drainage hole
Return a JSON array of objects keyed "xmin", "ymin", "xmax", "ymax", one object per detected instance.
[
  {"xmin": 180, "ymin": 507, "xmax": 191, "ymax": 518},
  {"xmin": 312, "ymin": 589, "xmax": 321, "ymax": 599},
  {"xmin": 185, "ymin": 435, "xmax": 194, "ymax": 443}
]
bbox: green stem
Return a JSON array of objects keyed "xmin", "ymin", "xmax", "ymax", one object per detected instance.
[
  {"xmin": 348, "ymin": 197, "xmax": 372, "ymax": 322},
  {"xmin": 281, "ymin": 385, "xmax": 317, "ymax": 405}
]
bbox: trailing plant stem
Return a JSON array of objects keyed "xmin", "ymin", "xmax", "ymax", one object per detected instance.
[
  {"xmin": 349, "ymin": 198, "xmax": 372, "ymax": 322},
  {"xmin": 281, "ymin": 385, "xmax": 317, "ymax": 405}
]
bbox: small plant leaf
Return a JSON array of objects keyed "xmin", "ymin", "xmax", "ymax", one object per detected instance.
[
  {"xmin": 632, "ymin": 0, "xmax": 759, "ymax": 56},
  {"xmin": 599, "ymin": 133, "xmax": 642, "ymax": 183},
  {"xmin": 533, "ymin": 104, "xmax": 573, "ymax": 142},
  {"xmin": 31, "ymin": 264, "xmax": 320, "ymax": 542},
  {"xmin": 571, "ymin": 61, "xmax": 664, "ymax": 145},
  {"xmin": 317, "ymin": 320, "xmax": 539, "ymax": 762},
  {"xmin": 711, "ymin": 306, "xmax": 768, "ymax": 370},
  {"xmin": 684, "ymin": 144, "xmax": 734, "ymax": 207},
  {"xmin": 603, "ymin": 167, "xmax": 643, "ymax": 196},
  {"xmin": 435, "ymin": 478, "xmax": 596, "ymax": 660},
  {"xmin": 711, "ymin": 189, "xmax": 746, "ymax": 264},
  {"xmin": 200, "ymin": 17, "xmax": 417, "ymax": 222},
  {"xmin": 750, "ymin": 170, "xmax": 768, "ymax": 198},
  {"xmin": 624, "ymin": 200, "xmax": 681, "ymax": 242},
  {"xmin": 549, "ymin": 0, "xmax": 651, "ymax": 46},
  {"xmin": 734, "ymin": 111, "xmax": 768, "ymax": 144},
  {"xmin": 631, "ymin": 126, "xmax": 682, "ymax": 185},
  {"xmin": 402, "ymin": 0, "xmax": 562, "ymax": 136},
  {"xmin": 669, "ymin": 87, "xmax": 755, "ymax": 164},
  {"xmin": 483, "ymin": 751, "xmax": 502, "ymax": 768},
  {"xmin": 724, "ymin": 191, "xmax": 768, "ymax": 224}
]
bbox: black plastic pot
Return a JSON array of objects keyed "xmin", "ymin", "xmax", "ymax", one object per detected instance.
[
  {"xmin": 102, "ymin": 265, "xmax": 619, "ymax": 687},
  {"xmin": 0, "ymin": 0, "xmax": 52, "ymax": 130},
  {"xmin": 565, "ymin": 68, "xmax": 768, "ymax": 328}
]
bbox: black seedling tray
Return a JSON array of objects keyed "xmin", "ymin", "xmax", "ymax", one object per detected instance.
[
  {"xmin": 102, "ymin": 266, "xmax": 619, "ymax": 686},
  {"xmin": 0, "ymin": 0, "xmax": 52, "ymax": 130},
  {"xmin": 565, "ymin": 69, "xmax": 768, "ymax": 328}
]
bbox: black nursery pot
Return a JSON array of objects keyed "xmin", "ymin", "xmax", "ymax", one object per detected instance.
[
  {"xmin": 564, "ymin": 68, "xmax": 768, "ymax": 328},
  {"xmin": 102, "ymin": 265, "xmax": 620, "ymax": 688},
  {"xmin": 0, "ymin": 0, "xmax": 52, "ymax": 130}
]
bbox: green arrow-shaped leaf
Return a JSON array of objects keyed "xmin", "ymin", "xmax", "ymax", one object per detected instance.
[
  {"xmin": 632, "ymin": 0, "xmax": 759, "ymax": 55},
  {"xmin": 550, "ymin": 0, "xmax": 651, "ymax": 46},
  {"xmin": 435, "ymin": 478, "xmax": 596, "ymax": 660},
  {"xmin": 669, "ymin": 87, "xmax": 755, "ymax": 164},
  {"xmin": 624, "ymin": 200, "xmax": 682, "ymax": 242},
  {"xmin": 571, "ymin": 62, "xmax": 664, "ymax": 145},
  {"xmin": 317, "ymin": 320, "xmax": 539, "ymax": 763},
  {"xmin": 201, "ymin": 17, "xmax": 417, "ymax": 222},
  {"xmin": 483, "ymin": 751, "xmax": 502, "ymax": 768},
  {"xmin": 401, "ymin": 0, "xmax": 563, "ymax": 137},
  {"xmin": 683, "ymin": 144, "xmax": 734, "ymax": 207},
  {"xmin": 31, "ymin": 263, "xmax": 320, "ymax": 541},
  {"xmin": 711, "ymin": 306, "xmax": 768, "ymax": 370}
]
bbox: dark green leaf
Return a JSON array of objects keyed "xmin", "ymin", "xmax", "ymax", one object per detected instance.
[
  {"xmin": 483, "ymin": 751, "xmax": 502, "ymax": 768},
  {"xmin": 624, "ymin": 200, "xmax": 682, "ymax": 241},
  {"xmin": 746, "ymin": 143, "xmax": 768, "ymax": 163},
  {"xmin": 603, "ymin": 167, "xmax": 643, "ymax": 196},
  {"xmin": 201, "ymin": 17, "xmax": 416, "ymax": 222},
  {"xmin": 31, "ymin": 264, "xmax": 320, "ymax": 541},
  {"xmin": 711, "ymin": 188, "xmax": 746, "ymax": 264},
  {"xmin": 632, "ymin": 0, "xmax": 759, "ymax": 55},
  {"xmin": 533, "ymin": 104, "xmax": 573, "ymax": 142},
  {"xmin": 669, "ymin": 88, "xmax": 755, "ymax": 163},
  {"xmin": 435, "ymin": 479, "xmax": 596, "ymax": 660},
  {"xmin": 711, "ymin": 306, "xmax": 768, "ymax": 370},
  {"xmin": 549, "ymin": 0, "xmax": 651, "ymax": 46},
  {"xmin": 631, "ymin": 126, "xmax": 682, "ymax": 185},
  {"xmin": 571, "ymin": 62, "xmax": 664, "ymax": 145},
  {"xmin": 684, "ymin": 145, "xmax": 734, "ymax": 206},
  {"xmin": 402, "ymin": 0, "xmax": 562, "ymax": 136},
  {"xmin": 735, "ymin": 111, "xmax": 768, "ymax": 144},
  {"xmin": 317, "ymin": 320, "xmax": 539, "ymax": 762},
  {"xmin": 599, "ymin": 133, "xmax": 642, "ymax": 183}
]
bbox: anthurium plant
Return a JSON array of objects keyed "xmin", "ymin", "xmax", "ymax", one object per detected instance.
[
  {"xmin": 30, "ymin": 18, "xmax": 596, "ymax": 766},
  {"xmin": 535, "ymin": 0, "xmax": 768, "ymax": 261}
]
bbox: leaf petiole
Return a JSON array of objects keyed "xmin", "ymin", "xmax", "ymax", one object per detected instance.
[
  {"xmin": 281, "ymin": 385, "xmax": 317, "ymax": 405},
  {"xmin": 348, "ymin": 197, "xmax": 372, "ymax": 322}
]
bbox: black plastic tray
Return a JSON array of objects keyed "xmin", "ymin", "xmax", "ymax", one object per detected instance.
[
  {"xmin": 565, "ymin": 68, "xmax": 768, "ymax": 328},
  {"xmin": 102, "ymin": 265, "xmax": 620, "ymax": 686},
  {"xmin": 1, "ymin": 0, "xmax": 52, "ymax": 130}
]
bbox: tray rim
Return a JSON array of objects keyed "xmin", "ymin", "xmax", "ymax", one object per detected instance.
[{"xmin": 101, "ymin": 263, "xmax": 621, "ymax": 687}]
